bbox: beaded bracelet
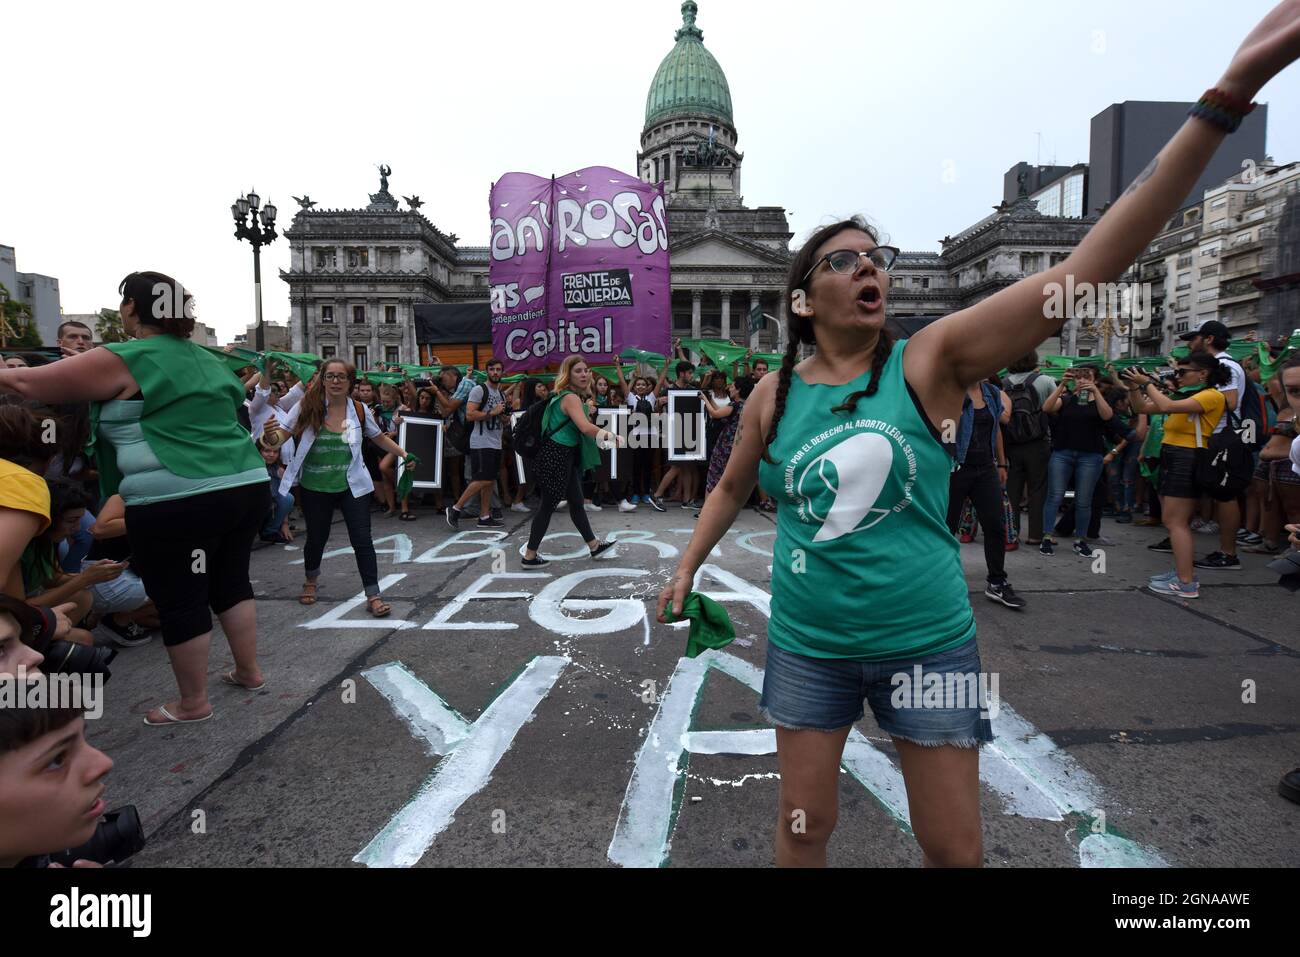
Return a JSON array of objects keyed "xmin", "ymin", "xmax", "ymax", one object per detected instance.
[{"xmin": 1188, "ymin": 88, "xmax": 1258, "ymax": 133}]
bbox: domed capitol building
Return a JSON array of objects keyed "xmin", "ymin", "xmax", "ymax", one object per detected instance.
[
  {"xmin": 281, "ymin": 1, "xmax": 807, "ymax": 366},
  {"xmin": 281, "ymin": 1, "xmax": 1104, "ymax": 367}
]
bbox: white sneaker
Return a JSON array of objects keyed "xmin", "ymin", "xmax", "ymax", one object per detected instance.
[
  {"xmin": 510, "ymin": 502, "xmax": 531, "ymax": 513},
  {"xmin": 1196, "ymin": 520, "xmax": 1220, "ymax": 534},
  {"xmin": 556, "ymin": 500, "xmax": 568, "ymax": 509},
  {"xmin": 584, "ymin": 502, "xmax": 602, "ymax": 512},
  {"xmin": 618, "ymin": 499, "xmax": 637, "ymax": 513}
]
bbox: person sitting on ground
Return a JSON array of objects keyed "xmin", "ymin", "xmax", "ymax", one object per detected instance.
[
  {"xmin": 84, "ymin": 493, "xmax": 160, "ymax": 647},
  {"xmin": 0, "ymin": 597, "xmax": 48, "ymax": 676},
  {"xmin": 256, "ymin": 429, "xmax": 295, "ymax": 544},
  {"xmin": 17, "ymin": 479, "xmax": 122, "ymax": 647}
]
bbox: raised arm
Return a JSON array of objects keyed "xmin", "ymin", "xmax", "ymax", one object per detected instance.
[
  {"xmin": 1042, "ymin": 376, "xmax": 1070, "ymax": 415},
  {"xmin": 0, "ymin": 347, "xmax": 136, "ymax": 403},
  {"xmin": 913, "ymin": 3, "xmax": 1300, "ymax": 389}
]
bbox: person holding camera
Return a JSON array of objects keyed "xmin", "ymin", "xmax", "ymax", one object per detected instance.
[
  {"xmin": 0, "ymin": 700, "xmax": 115, "ymax": 868},
  {"xmin": 1122, "ymin": 353, "xmax": 1232, "ymax": 598},
  {"xmin": 1039, "ymin": 365, "xmax": 1114, "ymax": 558}
]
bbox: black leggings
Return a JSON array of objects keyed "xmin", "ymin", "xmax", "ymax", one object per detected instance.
[
  {"xmin": 527, "ymin": 462, "xmax": 597, "ymax": 552},
  {"xmin": 630, "ymin": 446, "xmax": 654, "ymax": 497},
  {"xmin": 300, "ymin": 487, "xmax": 380, "ymax": 597},
  {"xmin": 125, "ymin": 480, "xmax": 270, "ymax": 647},
  {"xmin": 946, "ymin": 464, "xmax": 1007, "ymax": 584}
]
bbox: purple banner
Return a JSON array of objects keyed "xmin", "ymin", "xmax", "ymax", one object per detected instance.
[{"xmin": 488, "ymin": 166, "xmax": 671, "ymax": 373}]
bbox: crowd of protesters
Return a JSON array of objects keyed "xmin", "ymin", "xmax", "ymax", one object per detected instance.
[{"xmin": 0, "ymin": 270, "xmax": 1297, "ymax": 873}]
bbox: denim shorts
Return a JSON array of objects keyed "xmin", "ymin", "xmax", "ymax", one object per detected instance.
[
  {"xmin": 759, "ymin": 637, "xmax": 995, "ymax": 748},
  {"xmin": 86, "ymin": 567, "xmax": 150, "ymax": 615}
]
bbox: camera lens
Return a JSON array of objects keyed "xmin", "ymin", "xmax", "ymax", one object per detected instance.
[
  {"xmin": 41, "ymin": 641, "xmax": 117, "ymax": 682},
  {"xmin": 47, "ymin": 806, "xmax": 146, "ymax": 867}
]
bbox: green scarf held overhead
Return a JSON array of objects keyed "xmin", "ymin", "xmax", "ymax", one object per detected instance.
[
  {"xmin": 362, "ymin": 369, "xmax": 406, "ymax": 385},
  {"xmin": 397, "ymin": 364, "xmax": 442, "ymax": 377},
  {"xmin": 396, "ymin": 453, "xmax": 421, "ymax": 500},
  {"xmin": 620, "ymin": 347, "xmax": 667, "ymax": 367},
  {"xmin": 201, "ymin": 344, "xmax": 263, "ymax": 377},
  {"xmin": 661, "ymin": 592, "xmax": 737, "ymax": 659},
  {"xmin": 263, "ymin": 351, "xmax": 322, "ymax": 383}
]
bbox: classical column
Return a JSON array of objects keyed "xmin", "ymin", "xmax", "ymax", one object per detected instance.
[
  {"xmin": 777, "ymin": 294, "xmax": 789, "ymax": 353},
  {"xmin": 337, "ymin": 299, "xmax": 348, "ymax": 359},
  {"xmin": 691, "ymin": 289, "xmax": 703, "ymax": 340},
  {"xmin": 369, "ymin": 299, "xmax": 381, "ymax": 368},
  {"xmin": 748, "ymin": 292, "xmax": 760, "ymax": 349},
  {"xmin": 720, "ymin": 290, "xmax": 732, "ymax": 341},
  {"xmin": 368, "ymin": 245, "xmax": 377, "ymax": 272}
]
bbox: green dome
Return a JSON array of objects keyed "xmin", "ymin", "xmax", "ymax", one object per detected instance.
[{"xmin": 644, "ymin": 2, "xmax": 733, "ymax": 128}]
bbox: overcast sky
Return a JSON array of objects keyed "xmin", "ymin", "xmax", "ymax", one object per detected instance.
[{"xmin": 3, "ymin": 0, "xmax": 1297, "ymax": 341}]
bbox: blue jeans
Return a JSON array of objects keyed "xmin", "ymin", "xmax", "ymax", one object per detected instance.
[
  {"xmin": 1043, "ymin": 450, "xmax": 1105, "ymax": 539},
  {"xmin": 262, "ymin": 488, "xmax": 295, "ymax": 538},
  {"xmin": 1107, "ymin": 442, "xmax": 1142, "ymax": 512},
  {"xmin": 58, "ymin": 510, "xmax": 98, "ymax": 572}
]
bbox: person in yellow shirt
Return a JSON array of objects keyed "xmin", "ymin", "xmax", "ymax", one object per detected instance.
[
  {"xmin": 1122, "ymin": 353, "xmax": 1231, "ymax": 598},
  {"xmin": 1, "ymin": 405, "xmax": 53, "ymax": 601}
]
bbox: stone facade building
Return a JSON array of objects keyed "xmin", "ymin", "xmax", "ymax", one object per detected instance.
[
  {"xmin": 280, "ymin": 2, "xmax": 1290, "ymax": 368},
  {"xmin": 280, "ymin": 176, "xmax": 489, "ymax": 368}
]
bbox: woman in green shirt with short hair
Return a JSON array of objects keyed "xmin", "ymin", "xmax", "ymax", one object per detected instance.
[{"xmin": 0, "ymin": 271, "xmax": 271, "ymax": 728}]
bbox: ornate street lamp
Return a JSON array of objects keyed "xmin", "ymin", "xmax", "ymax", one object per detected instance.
[{"xmin": 232, "ymin": 189, "xmax": 278, "ymax": 351}]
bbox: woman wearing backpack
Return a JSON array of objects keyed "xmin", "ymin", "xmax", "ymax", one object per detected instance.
[
  {"xmin": 280, "ymin": 359, "xmax": 412, "ymax": 616},
  {"xmin": 949, "ymin": 379, "xmax": 1025, "ymax": 608},
  {"xmin": 521, "ymin": 356, "xmax": 624, "ymax": 567},
  {"xmin": 1121, "ymin": 353, "xmax": 1232, "ymax": 598},
  {"xmin": 1001, "ymin": 353, "xmax": 1056, "ymax": 545}
]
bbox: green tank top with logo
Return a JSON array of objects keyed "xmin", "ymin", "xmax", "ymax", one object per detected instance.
[
  {"xmin": 755, "ymin": 339, "xmax": 975, "ymax": 661},
  {"xmin": 300, "ymin": 427, "xmax": 352, "ymax": 493}
]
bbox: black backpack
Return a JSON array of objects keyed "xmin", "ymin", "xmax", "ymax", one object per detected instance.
[
  {"xmin": 1235, "ymin": 376, "xmax": 1269, "ymax": 454},
  {"xmin": 511, "ymin": 397, "xmax": 566, "ymax": 461},
  {"xmin": 1003, "ymin": 372, "xmax": 1049, "ymax": 445},
  {"xmin": 1195, "ymin": 406, "xmax": 1254, "ymax": 496}
]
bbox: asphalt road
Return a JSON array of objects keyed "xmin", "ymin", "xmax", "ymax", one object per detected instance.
[{"xmin": 80, "ymin": 501, "xmax": 1297, "ymax": 868}]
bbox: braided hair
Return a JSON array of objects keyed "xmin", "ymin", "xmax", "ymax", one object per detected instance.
[{"xmin": 763, "ymin": 216, "xmax": 894, "ymax": 463}]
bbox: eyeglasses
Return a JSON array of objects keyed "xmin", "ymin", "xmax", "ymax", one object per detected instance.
[
  {"xmin": 323, "ymin": 373, "xmax": 349, "ymax": 382},
  {"xmin": 801, "ymin": 246, "xmax": 900, "ymax": 286}
]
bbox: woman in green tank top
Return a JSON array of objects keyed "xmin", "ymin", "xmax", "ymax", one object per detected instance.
[
  {"xmin": 656, "ymin": 53, "xmax": 1292, "ymax": 865},
  {"xmin": 0, "ymin": 271, "xmax": 271, "ymax": 729}
]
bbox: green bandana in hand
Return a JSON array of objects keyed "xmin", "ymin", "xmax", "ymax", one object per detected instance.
[
  {"xmin": 661, "ymin": 592, "xmax": 737, "ymax": 659},
  {"xmin": 396, "ymin": 453, "xmax": 421, "ymax": 500}
]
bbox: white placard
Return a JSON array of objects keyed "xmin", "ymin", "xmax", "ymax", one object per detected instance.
[
  {"xmin": 396, "ymin": 416, "xmax": 444, "ymax": 489},
  {"xmin": 665, "ymin": 389, "xmax": 706, "ymax": 462},
  {"xmin": 511, "ymin": 410, "xmax": 527, "ymax": 485},
  {"xmin": 595, "ymin": 406, "xmax": 629, "ymax": 480}
]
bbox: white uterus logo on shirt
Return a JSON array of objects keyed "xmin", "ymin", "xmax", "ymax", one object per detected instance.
[{"xmin": 797, "ymin": 431, "xmax": 895, "ymax": 543}]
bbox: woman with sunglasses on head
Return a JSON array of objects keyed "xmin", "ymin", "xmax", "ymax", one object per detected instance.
[
  {"xmin": 521, "ymin": 356, "xmax": 624, "ymax": 567},
  {"xmin": 659, "ymin": 6, "xmax": 1300, "ymax": 866},
  {"xmin": 280, "ymin": 360, "xmax": 411, "ymax": 617},
  {"xmin": 1123, "ymin": 355, "xmax": 1232, "ymax": 598},
  {"xmin": 0, "ymin": 271, "xmax": 272, "ymax": 726}
]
